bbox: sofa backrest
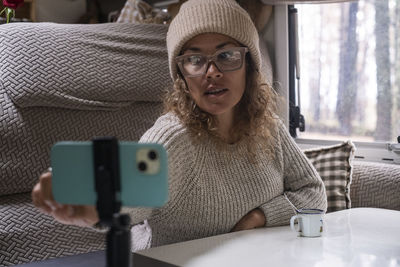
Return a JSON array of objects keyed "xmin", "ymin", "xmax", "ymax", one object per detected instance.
[{"xmin": 0, "ymin": 22, "xmax": 170, "ymax": 195}]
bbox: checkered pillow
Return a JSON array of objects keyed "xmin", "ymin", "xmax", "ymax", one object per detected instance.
[{"xmin": 303, "ymin": 141, "xmax": 356, "ymax": 212}]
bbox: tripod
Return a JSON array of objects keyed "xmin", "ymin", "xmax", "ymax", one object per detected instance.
[{"xmin": 93, "ymin": 137, "xmax": 131, "ymax": 267}]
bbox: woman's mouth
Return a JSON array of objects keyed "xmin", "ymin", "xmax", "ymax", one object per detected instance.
[{"xmin": 205, "ymin": 88, "xmax": 228, "ymax": 96}]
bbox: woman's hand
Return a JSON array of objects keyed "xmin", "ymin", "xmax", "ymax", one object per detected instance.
[
  {"xmin": 231, "ymin": 208, "xmax": 266, "ymax": 232},
  {"xmin": 31, "ymin": 170, "xmax": 99, "ymax": 227}
]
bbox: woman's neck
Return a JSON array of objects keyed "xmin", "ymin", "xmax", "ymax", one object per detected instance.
[{"xmin": 215, "ymin": 112, "xmax": 235, "ymax": 143}]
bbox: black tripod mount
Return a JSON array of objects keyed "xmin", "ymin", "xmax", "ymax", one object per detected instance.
[{"xmin": 92, "ymin": 137, "xmax": 131, "ymax": 267}]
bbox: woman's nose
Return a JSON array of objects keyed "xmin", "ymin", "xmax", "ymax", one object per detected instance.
[{"xmin": 206, "ymin": 62, "xmax": 223, "ymax": 80}]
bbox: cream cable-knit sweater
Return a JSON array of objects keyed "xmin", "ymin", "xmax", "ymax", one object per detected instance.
[{"xmin": 128, "ymin": 113, "xmax": 327, "ymax": 249}]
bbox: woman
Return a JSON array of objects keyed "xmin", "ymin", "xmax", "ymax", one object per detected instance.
[{"xmin": 32, "ymin": 0, "xmax": 327, "ymax": 250}]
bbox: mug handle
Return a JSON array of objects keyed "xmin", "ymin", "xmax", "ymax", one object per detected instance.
[{"xmin": 290, "ymin": 215, "xmax": 301, "ymax": 233}]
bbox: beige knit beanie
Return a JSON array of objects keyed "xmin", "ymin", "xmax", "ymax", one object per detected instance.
[{"xmin": 166, "ymin": 0, "xmax": 261, "ymax": 81}]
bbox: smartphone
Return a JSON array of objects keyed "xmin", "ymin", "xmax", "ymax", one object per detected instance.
[{"xmin": 51, "ymin": 141, "xmax": 168, "ymax": 207}]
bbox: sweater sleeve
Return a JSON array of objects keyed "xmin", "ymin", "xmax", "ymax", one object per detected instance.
[{"xmin": 259, "ymin": 120, "xmax": 327, "ymax": 227}]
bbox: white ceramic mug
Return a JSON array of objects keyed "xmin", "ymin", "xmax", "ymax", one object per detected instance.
[{"xmin": 290, "ymin": 209, "xmax": 324, "ymax": 237}]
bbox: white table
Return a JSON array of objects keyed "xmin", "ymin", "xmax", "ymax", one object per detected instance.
[{"xmin": 134, "ymin": 208, "xmax": 400, "ymax": 267}]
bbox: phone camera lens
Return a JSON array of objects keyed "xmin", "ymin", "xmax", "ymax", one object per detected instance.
[
  {"xmin": 148, "ymin": 150, "xmax": 158, "ymax": 160},
  {"xmin": 138, "ymin": 161, "xmax": 147, "ymax": 172}
]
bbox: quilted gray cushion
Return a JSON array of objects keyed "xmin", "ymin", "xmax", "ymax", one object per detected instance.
[
  {"xmin": 0, "ymin": 22, "xmax": 169, "ymax": 196},
  {"xmin": 0, "ymin": 99, "xmax": 163, "ymax": 196},
  {"xmin": 1, "ymin": 22, "xmax": 171, "ymax": 110},
  {"xmin": 0, "ymin": 193, "xmax": 105, "ymax": 266},
  {"xmin": 350, "ymin": 161, "xmax": 400, "ymax": 210}
]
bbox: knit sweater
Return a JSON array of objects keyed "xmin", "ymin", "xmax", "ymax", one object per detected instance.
[{"xmin": 128, "ymin": 112, "xmax": 327, "ymax": 249}]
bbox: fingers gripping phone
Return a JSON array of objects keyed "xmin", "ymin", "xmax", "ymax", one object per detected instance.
[{"xmin": 51, "ymin": 141, "xmax": 168, "ymax": 207}]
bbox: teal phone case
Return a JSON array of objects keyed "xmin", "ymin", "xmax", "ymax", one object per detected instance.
[{"xmin": 51, "ymin": 141, "xmax": 168, "ymax": 207}]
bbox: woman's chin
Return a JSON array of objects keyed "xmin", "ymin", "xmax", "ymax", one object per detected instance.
[{"xmin": 204, "ymin": 109, "xmax": 234, "ymax": 118}]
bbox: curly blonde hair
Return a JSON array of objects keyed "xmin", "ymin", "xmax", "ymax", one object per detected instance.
[{"xmin": 163, "ymin": 55, "xmax": 278, "ymax": 160}]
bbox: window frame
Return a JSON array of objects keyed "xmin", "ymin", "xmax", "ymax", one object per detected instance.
[{"xmin": 271, "ymin": 4, "xmax": 400, "ymax": 164}]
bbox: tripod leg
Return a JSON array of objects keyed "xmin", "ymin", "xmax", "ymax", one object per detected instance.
[{"xmin": 107, "ymin": 214, "xmax": 132, "ymax": 267}]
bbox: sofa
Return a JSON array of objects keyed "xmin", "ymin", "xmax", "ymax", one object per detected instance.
[{"xmin": 0, "ymin": 22, "xmax": 399, "ymax": 266}]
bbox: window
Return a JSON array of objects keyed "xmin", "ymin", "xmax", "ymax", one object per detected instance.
[{"xmin": 294, "ymin": 0, "xmax": 400, "ymax": 144}]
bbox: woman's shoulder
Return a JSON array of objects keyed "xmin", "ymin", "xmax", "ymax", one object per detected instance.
[
  {"xmin": 270, "ymin": 115, "xmax": 303, "ymax": 155},
  {"xmin": 151, "ymin": 112, "xmax": 182, "ymax": 129},
  {"xmin": 260, "ymin": 114, "xmax": 291, "ymax": 153},
  {"xmin": 277, "ymin": 119, "xmax": 288, "ymax": 136},
  {"xmin": 263, "ymin": 114, "xmax": 286, "ymax": 141},
  {"xmin": 139, "ymin": 112, "xmax": 190, "ymax": 149}
]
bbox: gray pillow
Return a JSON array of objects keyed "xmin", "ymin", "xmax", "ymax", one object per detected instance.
[{"xmin": 1, "ymin": 22, "xmax": 170, "ymax": 111}]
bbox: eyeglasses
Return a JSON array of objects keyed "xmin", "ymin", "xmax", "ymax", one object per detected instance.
[{"xmin": 175, "ymin": 47, "xmax": 249, "ymax": 78}]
